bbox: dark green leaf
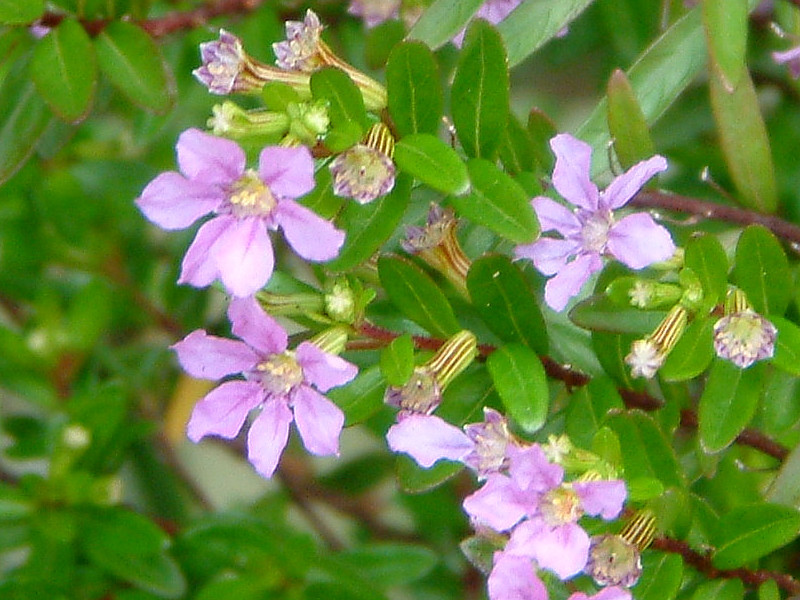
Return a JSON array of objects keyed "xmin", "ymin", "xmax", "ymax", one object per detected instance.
[
  {"xmin": 592, "ymin": 331, "xmax": 642, "ymax": 389},
  {"xmin": 712, "ymin": 503, "xmax": 800, "ymax": 569},
  {"xmin": 685, "ymin": 234, "xmax": 729, "ymax": 310},
  {"xmin": 766, "ymin": 441, "xmax": 800, "ymax": 508},
  {"xmin": 733, "ymin": 225, "xmax": 791, "ymax": 315},
  {"xmin": 336, "ymin": 544, "xmax": 437, "ymax": 587},
  {"xmin": 607, "ymin": 69, "xmax": 655, "ymax": 169},
  {"xmin": 365, "ymin": 20, "xmax": 406, "ymax": 70},
  {"xmin": 634, "ymin": 552, "xmax": 683, "ymax": 600},
  {"xmin": 396, "ymin": 454, "xmax": 462, "ymax": 493},
  {"xmin": 94, "ymin": 21, "xmax": 174, "ymax": 113},
  {"xmin": 328, "ymin": 365, "xmax": 385, "ymax": 426},
  {"xmin": 570, "ymin": 294, "xmax": 666, "ymax": 335},
  {"xmin": 691, "ymin": 579, "xmax": 744, "ymax": 600},
  {"xmin": 31, "ymin": 18, "xmax": 96, "ymax": 122},
  {"xmin": 310, "ymin": 67, "xmax": 368, "ymax": 133},
  {"xmin": 660, "ymin": 317, "xmax": 715, "ymax": 381},
  {"xmin": 298, "ymin": 167, "xmax": 345, "ymax": 219},
  {"xmin": 703, "ymin": 0, "xmax": 748, "ymax": 91},
  {"xmin": 0, "ymin": 0, "xmax": 43, "ymax": 24},
  {"xmin": 527, "ymin": 108, "xmax": 556, "ymax": 172},
  {"xmin": 487, "ymin": 344, "xmax": 548, "ymax": 434},
  {"xmin": 499, "ymin": 114, "xmax": 536, "ymax": 175},
  {"xmin": 327, "ymin": 174, "xmax": 411, "ymax": 272},
  {"xmin": 451, "ymin": 159, "xmax": 538, "ymax": 243},
  {"xmin": 394, "ymin": 134, "xmax": 470, "ymax": 195},
  {"xmin": 699, "ymin": 360, "xmax": 763, "ymax": 453},
  {"xmin": 406, "ymin": 0, "xmax": 485, "ymax": 49},
  {"xmin": 381, "ymin": 334, "xmax": 415, "ymax": 386},
  {"xmin": 467, "ymin": 254, "xmax": 547, "ymax": 353},
  {"xmin": 451, "ymin": 20, "xmax": 509, "ymax": 159},
  {"xmin": 386, "ymin": 42, "xmax": 443, "ymax": 137},
  {"xmin": 378, "ymin": 255, "xmax": 461, "ymax": 338},
  {"xmin": 772, "ymin": 316, "xmax": 800, "ymax": 376},
  {"xmin": 566, "ymin": 377, "xmax": 625, "ymax": 449}
]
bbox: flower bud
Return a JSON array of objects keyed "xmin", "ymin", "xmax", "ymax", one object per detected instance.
[
  {"xmin": 287, "ymin": 100, "xmax": 330, "ymax": 145},
  {"xmin": 585, "ymin": 511, "xmax": 655, "ymax": 588},
  {"xmin": 329, "ymin": 123, "xmax": 396, "ymax": 203},
  {"xmin": 625, "ymin": 304, "xmax": 688, "ymax": 379},
  {"xmin": 208, "ymin": 101, "xmax": 290, "ymax": 143},
  {"xmin": 309, "ymin": 326, "xmax": 351, "ymax": 356}
]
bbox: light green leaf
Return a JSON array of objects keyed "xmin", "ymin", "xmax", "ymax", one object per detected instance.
[
  {"xmin": 691, "ymin": 579, "xmax": 744, "ymax": 600},
  {"xmin": 406, "ymin": 0, "xmax": 484, "ymax": 49},
  {"xmin": 487, "ymin": 344, "xmax": 548, "ymax": 434},
  {"xmin": 733, "ymin": 225, "xmax": 791, "ymax": 315},
  {"xmin": 499, "ymin": 114, "xmax": 536, "ymax": 175},
  {"xmin": 394, "ymin": 134, "xmax": 470, "ymax": 195},
  {"xmin": 310, "ymin": 67, "xmax": 368, "ymax": 133},
  {"xmin": 0, "ymin": 0, "xmax": 44, "ymax": 24},
  {"xmin": 451, "ymin": 20, "xmax": 509, "ymax": 159},
  {"xmin": 703, "ymin": 0, "xmax": 748, "ymax": 91},
  {"xmin": 380, "ymin": 334, "xmax": 415, "ymax": 386},
  {"xmin": 771, "ymin": 316, "xmax": 800, "ymax": 376},
  {"xmin": 606, "ymin": 69, "xmax": 655, "ymax": 169},
  {"xmin": 94, "ymin": 21, "xmax": 174, "ymax": 113},
  {"xmin": 386, "ymin": 42, "xmax": 443, "ymax": 137},
  {"xmin": 660, "ymin": 317, "xmax": 715, "ymax": 381},
  {"xmin": 635, "ymin": 553, "xmax": 683, "ymax": 600},
  {"xmin": 766, "ymin": 441, "xmax": 800, "ymax": 508},
  {"xmin": 684, "ymin": 233, "xmax": 729, "ymax": 309},
  {"xmin": 712, "ymin": 503, "xmax": 800, "ymax": 569},
  {"xmin": 328, "ymin": 365, "xmax": 385, "ymax": 426},
  {"xmin": 570, "ymin": 294, "xmax": 666, "ymax": 335}
]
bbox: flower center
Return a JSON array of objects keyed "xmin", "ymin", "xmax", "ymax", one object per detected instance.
[
  {"xmin": 586, "ymin": 534, "xmax": 642, "ymax": 587},
  {"xmin": 384, "ymin": 368, "xmax": 441, "ymax": 416},
  {"xmin": 540, "ymin": 486, "xmax": 583, "ymax": 526},
  {"xmin": 713, "ymin": 310, "xmax": 777, "ymax": 368},
  {"xmin": 330, "ymin": 145, "xmax": 395, "ymax": 204},
  {"xmin": 228, "ymin": 170, "xmax": 277, "ymax": 218},
  {"xmin": 256, "ymin": 353, "xmax": 304, "ymax": 395},
  {"xmin": 580, "ymin": 211, "xmax": 612, "ymax": 253}
]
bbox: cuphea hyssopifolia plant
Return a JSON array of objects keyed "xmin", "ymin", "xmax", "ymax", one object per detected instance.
[{"xmin": 135, "ymin": 10, "xmax": 784, "ymax": 600}]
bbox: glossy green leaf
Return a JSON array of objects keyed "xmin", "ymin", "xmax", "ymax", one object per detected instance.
[
  {"xmin": 451, "ymin": 159, "xmax": 539, "ymax": 244},
  {"xmin": 327, "ymin": 174, "xmax": 411, "ymax": 272},
  {"xmin": 466, "ymin": 254, "xmax": 547, "ymax": 354},
  {"xmin": 0, "ymin": 0, "xmax": 43, "ymax": 24},
  {"xmin": 570, "ymin": 294, "xmax": 666, "ymax": 335},
  {"xmin": 499, "ymin": 114, "xmax": 536, "ymax": 175},
  {"xmin": 396, "ymin": 455, "xmax": 462, "ymax": 493},
  {"xmin": 386, "ymin": 42, "xmax": 443, "ymax": 137},
  {"xmin": 364, "ymin": 20, "xmax": 406, "ymax": 70},
  {"xmin": 328, "ymin": 365, "xmax": 385, "ymax": 426},
  {"xmin": 94, "ymin": 21, "xmax": 174, "ymax": 113},
  {"xmin": 771, "ymin": 316, "xmax": 800, "ymax": 376},
  {"xmin": 310, "ymin": 67, "xmax": 368, "ymax": 133},
  {"xmin": 298, "ymin": 167, "xmax": 345, "ymax": 219},
  {"xmin": 699, "ymin": 360, "xmax": 763, "ymax": 453},
  {"xmin": 703, "ymin": 0, "xmax": 748, "ymax": 91},
  {"xmin": 394, "ymin": 134, "xmax": 470, "ymax": 195},
  {"xmin": 337, "ymin": 544, "xmax": 437, "ymax": 587},
  {"xmin": 487, "ymin": 344, "xmax": 548, "ymax": 434},
  {"xmin": 378, "ymin": 255, "xmax": 461, "ymax": 338},
  {"xmin": 527, "ymin": 108, "xmax": 556, "ymax": 172},
  {"xmin": 607, "ymin": 69, "xmax": 655, "ymax": 169},
  {"xmin": 566, "ymin": 377, "xmax": 625, "ymax": 449},
  {"xmin": 31, "ymin": 19, "xmax": 96, "ymax": 122},
  {"xmin": 758, "ymin": 581, "xmax": 780, "ymax": 600},
  {"xmin": 685, "ymin": 233, "xmax": 729, "ymax": 309},
  {"xmin": 635, "ymin": 553, "xmax": 683, "ymax": 600},
  {"xmin": 406, "ymin": 0, "xmax": 484, "ymax": 49},
  {"xmin": 498, "ymin": 0, "xmax": 595, "ymax": 67},
  {"xmin": 592, "ymin": 331, "xmax": 642, "ymax": 389},
  {"xmin": 451, "ymin": 20, "xmax": 509, "ymax": 158},
  {"xmin": 660, "ymin": 317, "xmax": 715, "ymax": 381},
  {"xmin": 733, "ymin": 225, "xmax": 791, "ymax": 315},
  {"xmin": 381, "ymin": 334, "xmax": 415, "ymax": 386},
  {"xmin": 691, "ymin": 579, "xmax": 744, "ymax": 600},
  {"xmin": 710, "ymin": 70, "xmax": 777, "ymax": 213},
  {"xmin": 712, "ymin": 503, "xmax": 800, "ymax": 569},
  {"xmin": 766, "ymin": 441, "xmax": 800, "ymax": 508},
  {"xmin": 592, "ymin": 426, "xmax": 623, "ymax": 470}
]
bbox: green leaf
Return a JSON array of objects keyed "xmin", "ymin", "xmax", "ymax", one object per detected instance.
[
  {"xmin": 527, "ymin": 108, "xmax": 556, "ymax": 172},
  {"xmin": 771, "ymin": 316, "xmax": 800, "ymax": 376},
  {"xmin": 592, "ymin": 331, "xmax": 642, "ymax": 389},
  {"xmin": 406, "ymin": 0, "xmax": 485, "ymax": 49},
  {"xmin": 703, "ymin": 0, "xmax": 748, "ymax": 91},
  {"xmin": 310, "ymin": 67, "xmax": 368, "ymax": 133},
  {"xmin": 451, "ymin": 20, "xmax": 509, "ymax": 159},
  {"xmin": 381, "ymin": 334, "xmax": 415, "ymax": 386},
  {"xmin": 759, "ymin": 581, "xmax": 780, "ymax": 600},
  {"xmin": 635, "ymin": 553, "xmax": 683, "ymax": 600},
  {"xmin": 396, "ymin": 455, "xmax": 463, "ymax": 493},
  {"xmin": 570, "ymin": 295, "xmax": 666, "ymax": 335},
  {"xmin": 466, "ymin": 254, "xmax": 548, "ymax": 354},
  {"xmin": 94, "ymin": 21, "xmax": 174, "ymax": 113},
  {"xmin": 298, "ymin": 167, "xmax": 345, "ymax": 219},
  {"xmin": 451, "ymin": 159, "xmax": 539, "ymax": 243},
  {"xmin": 487, "ymin": 344, "xmax": 548, "ymax": 434},
  {"xmin": 684, "ymin": 234, "xmax": 729, "ymax": 309},
  {"xmin": 386, "ymin": 42, "xmax": 443, "ymax": 137},
  {"xmin": 499, "ymin": 114, "xmax": 536, "ymax": 175},
  {"xmin": 733, "ymin": 225, "xmax": 791, "ymax": 315},
  {"xmin": 498, "ymin": 0, "xmax": 595, "ymax": 67},
  {"xmin": 364, "ymin": 20, "xmax": 406, "ymax": 70},
  {"xmin": 606, "ymin": 69, "xmax": 655, "ymax": 169},
  {"xmin": 81, "ymin": 508, "xmax": 186, "ymax": 598},
  {"xmin": 766, "ymin": 441, "xmax": 800, "ymax": 508},
  {"xmin": 31, "ymin": 18, "xmax": 96, "ymax": 122},
  {"xmin": 336, "ymin": 544, "xmax": 437, "ymax": 587},
  {"xmin": 699, "ymin": 360, "xmax": 763, "ymax": 453},
  {"xmin": 660, "ymin": 317, "xmax": 715, "ymax": 381},
  {"xmin": 378, "ymin": 255, "xmax": 461, "ymax": 338},
  {"xmin": 691, "ymin": 579, "xmax": 744, "ymax": 600},
  {"xmin": 0, "ymin": 0, "xmax": 43, "ymax": 24},
  {"xmin": 327, "ymin": 174, "xmax": 411, "ymax": 272},
  {"xmin": 565, "ymin": 377, "xmax": 625, "ymax": 449},
  {"xmin": 328, "ymin": 365, "xmax": 385, "ymax": 426},
  {"xmin": 712, "ymin": 503, "xmax": 800, "ymax": 569},
  {"xmin": 710, "ymin": 69, "xmax": 777, "ymax": 213},
  {"xmin": 394, "ymin": 134, "xmax": 469, "ymax": 195},
  {"xmin": 0, "ymin": 53, "xmax": 53, "ymax": 185}
]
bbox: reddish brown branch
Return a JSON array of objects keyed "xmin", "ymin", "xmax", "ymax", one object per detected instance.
[{"xmin": 652, "ymin": 537, "xmax": 800, "ymax": 594}]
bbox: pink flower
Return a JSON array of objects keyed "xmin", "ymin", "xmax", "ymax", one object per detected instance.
[
  {"xmin": 515, "ymin": 133, "xmax": 675, "ymax": 311},
  {"xmin": 173, "ymin": 297, "xmax": 357, "ymax": 478},
  {"xmin": 569, "ymin": 588, "xmax": 631, "ymax": 600},
  {"xmin": 453, "ymin": 0, "xmax": 523, "ymax": 47},
  {"xmin": 136, "ymin": 129, "xmax": 344, "ymax": 297},
  {"xmin": 348, "ymin": 0, "xmax": 401, "ymax": 28},
  {"xmin": 773, "ymin": 45, "xmax": 800, "ymax": 79}
]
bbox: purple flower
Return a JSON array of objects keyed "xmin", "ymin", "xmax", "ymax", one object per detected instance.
[
  {"xmin": 173, "ymin": 296, "xmax": 358, "ymax": 478},
  {"xmin": 569, "ymin": 588, "xmax": 631, "ymax": 600},
  {"xmin": 136, "ymin": 128, "xmax": 345, "ymax": 298},
  {"xmin": 453, "ymin": 0, "xmax": 523, "ymax": 47},
  {"xmin": 463, "ymin": 444, "xmax": 626, "ymax": 580},
  {"xmin": 348, "ymin": 0, "xmax": 401, "ymax": 28},
  {"xmin": 487, "ymin": 552, "xmax": 547, "ymax": 600},
  {"xmin": 515, "ymin": 133, "xmax": 675, "ymax": 311},
  {"xmin": 773, "ymin": 45, "xmax": 800, "ymax": 79}
]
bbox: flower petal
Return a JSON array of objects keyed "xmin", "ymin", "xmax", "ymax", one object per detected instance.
[
  {"xmin": 228, "ymin": 296, "xmax": 288, "ymax": 356},
  {"xmin": 211, "ymin": 217, "xmax": 275, "ymax": 297},
  {"xmin": 247, "ymin": 397, "xmax": 293, "ymax": 478},
  {"xmin": 508, "ymin": 520, "xmax": 590, "ymax": 580},
  {"xmin": 487, "ymin": 552, "xmax": 548, "ymax": 600},
  {"xmin": 176, "ymin": 128, "xmax": 245, "ymax": 185},
  {"xmin": 295, "ymin": 341, "xmax": 358, "ymax": 392},
  {"xmin": 507, "ymin": 444, "xmax": 563, "ymax": 493},
  {"xmin": 607, "ymin": 213, "xmax": 675, "ymax": 269},
  {"xmin": 602, "ymin": 155, "xmax": 668, "ymax": 210},
  {"xmin": 532, "ymin": 196, "xmax": 581, "ymax": 236},
  {"xmin": 516, "ymin": 237, "xmax": 581, "ymax": 276},
  {"xmin": 568, "ymin": 588, "xmax": 632, "ymax": 600},
  {"xmin": 290, "ymin": 385, "xmax": 344, "ymax": 456},
  {"xmin": 172, "ymin": 329, "xmax": 260, "ymax": 380},
  {"xmin": 550, "ymin": 134, "xmax": 599, "ymax": 211},
  {"xmin": 386, "ymin": 414, "xmax": 474, "ymax": 467},
  {"xmin": 136, "ymin": 172, "xmax": 223, "ymax": 230},
  {"xmin": 543, "ymin": 251, "xmax": 603, "ymax": 311},
  {"xmin": 186, "ymin": 380, "xmax": 263, "ymax": 442},
  {"xmin": 462, "ymin": 474, "xmax": 527, "ymax": 532},
  {"xmin": 179, "ymin": 216, "xmax": 231, "ymax": 289},
  {"xmin": 258, "ymin": 146, "xmax": 316, "ymax": 199},
  {"xmin": 574, "ymin": 480, "xmax": 627, "ymax": 520},
  {"xmin": 274, "ymin": 199, "xmax": 345, "ymax": 262}
]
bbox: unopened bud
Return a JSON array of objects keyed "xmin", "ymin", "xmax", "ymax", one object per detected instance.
[
  {"xmin": 713, "ymin": 289, "xmax": 777, "ymax": 368},
  {"xmin": 329, "ymin": 122, "xmax": 396, "ymax": 204}
]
